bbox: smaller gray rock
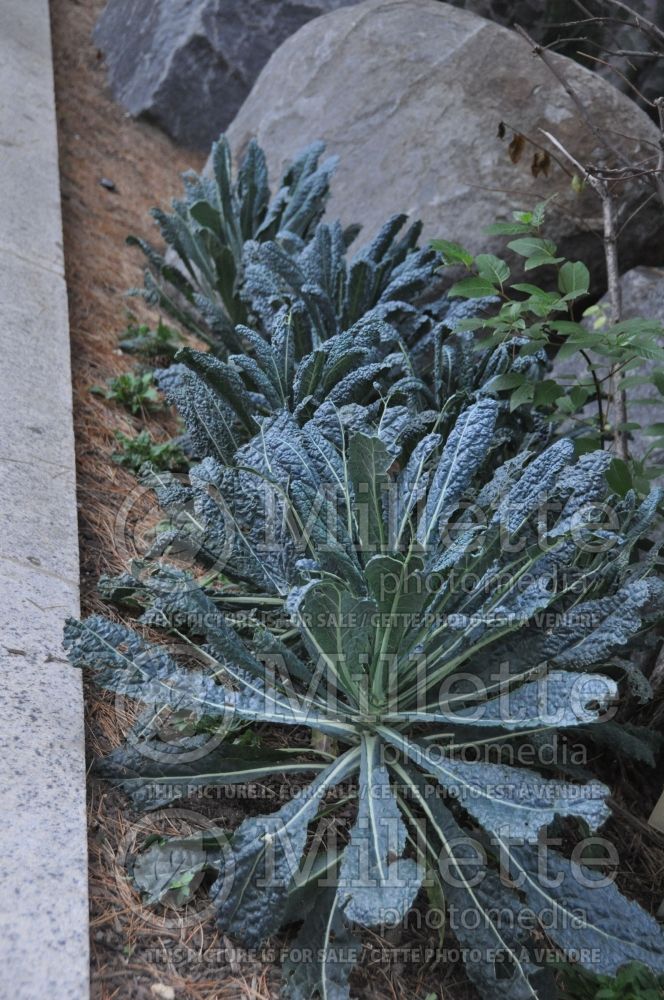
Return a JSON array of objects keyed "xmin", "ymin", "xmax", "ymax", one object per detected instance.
[
  {"xmin": 93, "ymin": 0, "xmax": 360, "ymax": 149},
  {"xmin": 555, "ymin": 266, "xmax": 664, "ymax": 464},
  {"xmin": 618, "ymin": 266, "xmax": 664, "ymax": 325}
]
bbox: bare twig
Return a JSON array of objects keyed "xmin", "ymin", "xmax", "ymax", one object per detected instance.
[
  {"xmin": 601, "ymin": 189, "xmax": 629, "ymax": 460},
  {"xmin": 578, "ymin": 50, "xmax": 656, "ymax": 106},
  {"xmin": 515, "ymin": 22, "xmax": 632, "ymax": 171},
  {"xmin": 539, "ymin": 128, "xmax": 592, "ymax": 178},
  {"xmin": 517, "ymin": 18, "xmax": 664, "ymax": 203},
  {"xmin": 571, "ymin": 0, "xmax": 641, "ymax": 67},
  {"xmin": 594, "ymin": 48, "xmax": 664, "ymax": 58},
  {"xmin": 593, "ymin": 164, "xmax": 662, "ymax": 181},
  {"xmin": 601, "ymin": 0, "xmax": 664, "ymax": 47},
  {"xmin": 540, "ymin": 129, "xmax": 628, "ymax": 459},
  {"xmin": 617, "ymin": 190, "xmax": 656, "ymax": 237},
  {"xmin": 580, "ymin": 348, "xmax": 606, "ymax": 446},
  {"xmin": 598, "ymin": 128, "xmax": 662, "ymax": 153},
  {"xmin": 545, "ymin": 16, "xmax": 644, "ymax": 29},
  {"xmin": 655, "ymin": 97, "xmax": 664, "ymax": 205}
]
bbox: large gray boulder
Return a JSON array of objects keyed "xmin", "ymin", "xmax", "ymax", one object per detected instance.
[
  {"xmin": 224, "ymin": 0, "xmax": 664, "ymax": 290},
  {"xmin": 93, "ymin": 0, "xmax": 359, "ymax": 149}
]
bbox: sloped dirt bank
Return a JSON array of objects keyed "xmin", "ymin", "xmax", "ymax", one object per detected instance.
[
  {"xmin": 50, "ymin": 2, "xmax": 664, "ymax": 998},
  {"xmin": 50, "ymin": 3, "xmax": 478, "ymax": 998}
]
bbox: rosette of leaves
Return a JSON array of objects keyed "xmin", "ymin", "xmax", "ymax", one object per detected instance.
[
  {"xmin": 66, "ymin": 398, "xmax": 664, "ymax": 999},
  {"xmin": 132, "ymin": 359, "xmax": 555, "ymax": 589},
  {"xmin": 129, "ymin": 136, "xmax": 339, "ymax": 353},
  {"xmin": 152, "ymin": 305, "xmax": 546, "ymax": 465},
  {"xmin": 239, "ymin": 215, "xmax": 537, "ymax": 410},
  {"xmin": 103, "ymin": 398, "xmax": 663, "ymax": 685},
  {"xmin": 154, "ymin": 313, "xmax": 438, "ymax": 464},
  {"xmin": 241, "ymin": 212, "xmax": 461, "ymax": 344},
  {"xmin": 129, "ymin": 132, "xmax": 492, "ymax": 364}
]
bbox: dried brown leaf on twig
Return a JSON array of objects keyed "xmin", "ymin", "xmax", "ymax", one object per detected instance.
[
  {"xmin": 531, "ymin": 150, "xmax": 551, "ymax": 177},
  {"xmin": 508, "ymin": 132, "xmax": 526, "ymax": 163}
]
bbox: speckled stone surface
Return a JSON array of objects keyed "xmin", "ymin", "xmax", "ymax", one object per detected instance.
[
  {"xmin": 555, "ymin": 266, "xmax": 664, "ymax": 463},
  {"xmin": 0, "ymin": 1, "xmax": 90, "ymax": 997}
]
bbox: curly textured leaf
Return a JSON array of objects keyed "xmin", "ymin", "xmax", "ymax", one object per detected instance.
[
  {"xmin": 97, "ymin": 740, "xmax": 327, "ymax": 809},
  {"xmin": 131, "ymin": 827, "xmax": 228, "ymax": 905},
  {"xmin": 382, "ymin": 730, "xmax": 610, "ymax": 842},
  {"xmin": 281, "ymin": 888, "xmax": 360, "ymax": 1000},
  {"xmin": 503, "ymin": 843, "xmax": 664, "ymax": 975},
  {"xmin": 338, "ymin": 736, "xmax": 422, "ymax": 927},
  {"xmin": 397, "ymin": 766, "xmax": 552, "ymax": 1000},
  {"xmin": 418, "ymin": 397, "xmax": 498, "ymax": 552},
  {"xmin": 213, "ymin": 749, "xmax": 360, "ymax": 946},
  {"xmin": 389, "ymin": 671, "xmax": 617, "ymax": 732}
]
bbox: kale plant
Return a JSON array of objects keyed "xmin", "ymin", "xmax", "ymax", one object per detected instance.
[
  {"xmin": 130, "ymin": 136, "xmax": 339, "ymax": 353},
  {"xmin": 153, "ymin": 308, "xmax": 545, "ymax": 465},
  {"xmin": 129, "ymin": 134, "xmax": 485, "ymax": 362},
  {"xmin": 66, "ymin": 399, "xmax": 664, "ymax": 1000},
  {"xmin": 128, "ymin": 135, "xmax": 552, "ymax": 478},
  {"xmin": 241, "ymin": 212, "xmax": 447, "ymax": 345}
]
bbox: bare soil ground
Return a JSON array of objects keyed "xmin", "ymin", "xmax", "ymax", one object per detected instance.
[{"xmin": 49, "ymin": 1, "xmax": 664, "ymax": 998}]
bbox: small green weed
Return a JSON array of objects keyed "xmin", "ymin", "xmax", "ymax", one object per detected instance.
[
  {"xmin": 118, "ymin": 318, "xmax": 183, "ymax": 359},
  {"xmin": 111, "ymin": 430, "xmax": 186, "ymax": 473},
  {"xmin": 91, "ymin": 371, "xmax": 162, "ymax": 415},
  {"xmin": 557, "ymin": 961, "xmax": 664, "ymax": 999}
]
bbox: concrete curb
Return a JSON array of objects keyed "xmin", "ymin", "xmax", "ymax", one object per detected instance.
[{"xmin": 0, "ymin": 2, "xmax": 90, "ymax": 997}]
